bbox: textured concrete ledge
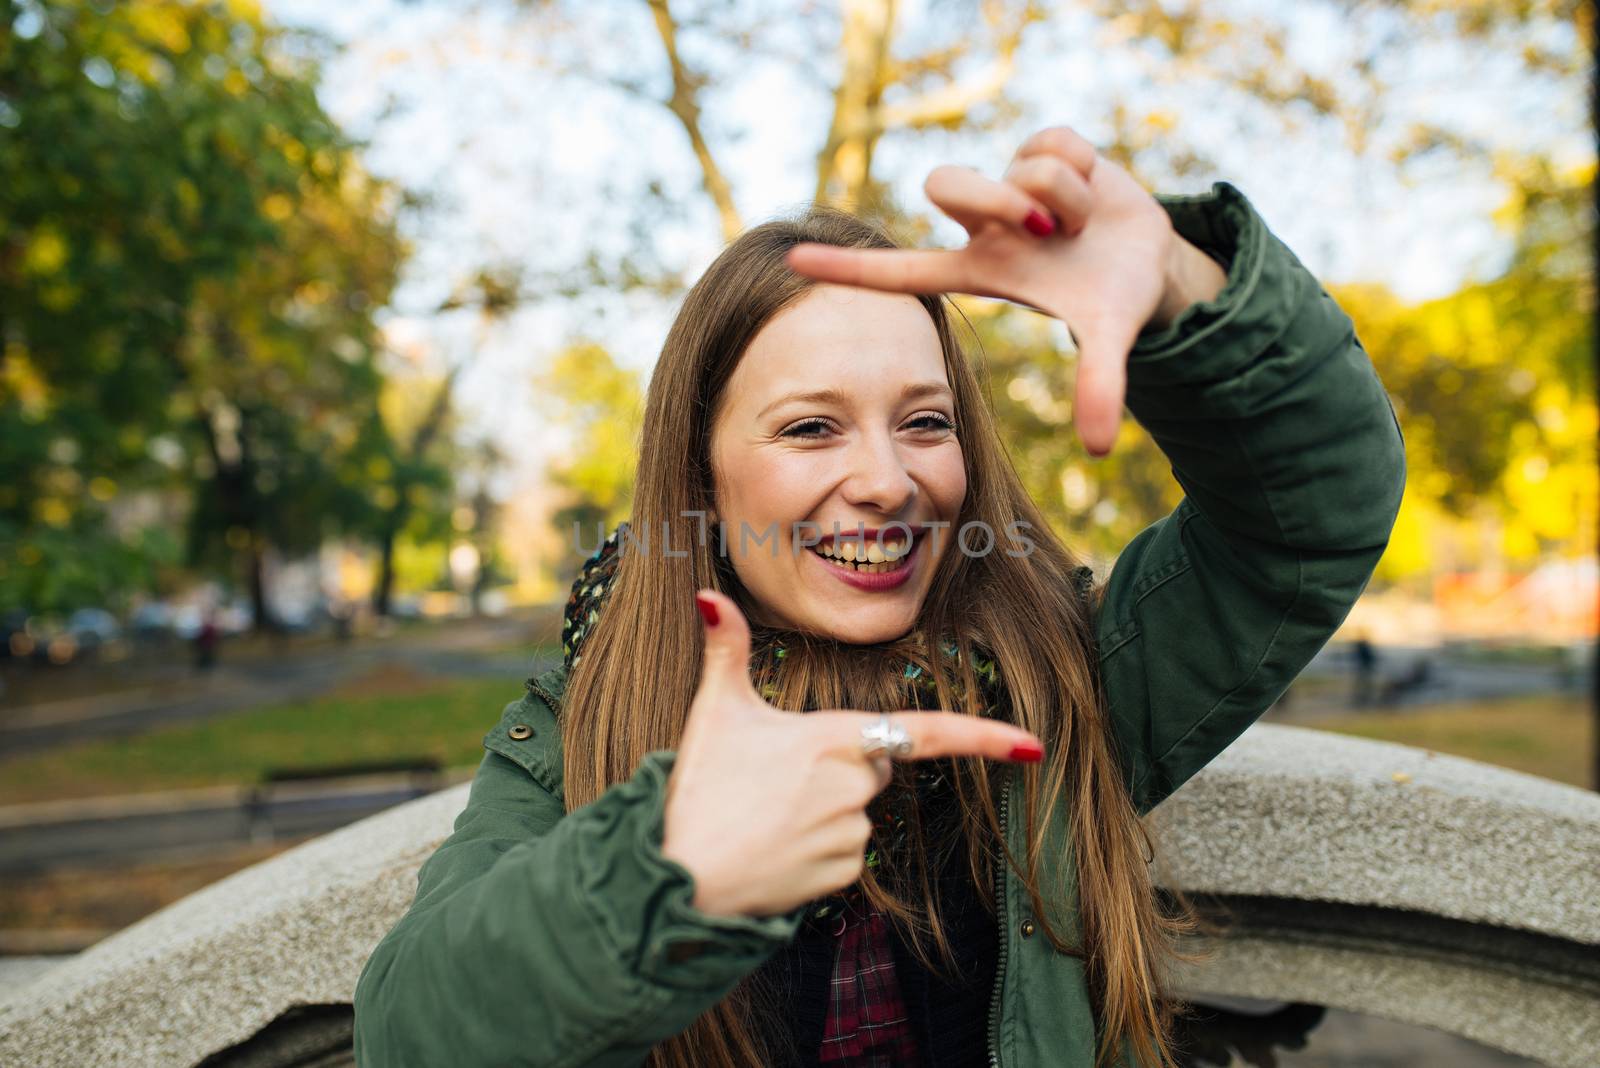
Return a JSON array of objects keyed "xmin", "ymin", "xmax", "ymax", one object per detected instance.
[
  {"xmin": 2, "ymin": 724, "xmax": 1597, "ymax": 1067},
  {"xmin": 0, "ymin": 782, "xmax": 471, "ymax": 1068},
  {"xmin": 1177, "ymin": 933, "xmax": 1599, "ymax": 1068},
  {"xmin": 1148, "ymin": 723, "xmax": 1600, "ymax": 946}
]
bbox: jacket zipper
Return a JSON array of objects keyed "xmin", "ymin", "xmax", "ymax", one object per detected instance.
[{"xmin": 986, "ymin": 767, "xmax": 1013, "ymax": 1068}]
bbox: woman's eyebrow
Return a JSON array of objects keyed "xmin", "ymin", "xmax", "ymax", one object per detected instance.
[{"xmin": 756, "ymin": 381, "xmax": 953, "ymax": 420}]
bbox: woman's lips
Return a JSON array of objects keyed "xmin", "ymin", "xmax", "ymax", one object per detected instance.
[{"xmin": 805, "ymin": 533, "xmax": 921, "ymax": 592}]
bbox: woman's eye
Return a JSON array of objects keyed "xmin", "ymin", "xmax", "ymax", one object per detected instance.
[
  {"xmin": 907, "ymin": 412, "xmax": 957, "ymax": 432},
  {"xmin": 780, "ymin": 418, "xmax": 836, "ymax": 438}
]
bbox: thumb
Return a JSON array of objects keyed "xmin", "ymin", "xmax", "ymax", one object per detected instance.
[{"xmin": 694, "ymin": 588, "xmax": 758, "ymax": 701}]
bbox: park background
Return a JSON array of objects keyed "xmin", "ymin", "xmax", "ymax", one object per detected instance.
[{"xmin": 0, "ymin": 2, "xmax": 1595, "ymax": 1054}]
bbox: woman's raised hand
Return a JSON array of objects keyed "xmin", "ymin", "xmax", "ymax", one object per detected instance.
[
  {"xmin": 784, "ymin": 125, "xmax": 1183, "ymax": 458},
  {"xmin": 660, "ymin": 589, "xmax": 1044, "ymax": 919}
]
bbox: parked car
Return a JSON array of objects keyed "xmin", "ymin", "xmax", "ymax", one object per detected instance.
[
  {"xmin": 1, "ymin": 610, "xmax": 30, "ymax": 661},
  {"xmin": 67, "ymin": 607, "xmax": 121, "ymax": 650},
  {"xmin": 130, "ymin": 601, "xmax": 177, "ymax": 639}
]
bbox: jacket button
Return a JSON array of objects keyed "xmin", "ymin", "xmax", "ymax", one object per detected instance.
[
  {"xmin": 1019, "ymin": 918, "xmax": 1036, "ymax": 938},
  {"xmin": 508, "ymin": 724, "xmax": 533, "ymax": 740}
]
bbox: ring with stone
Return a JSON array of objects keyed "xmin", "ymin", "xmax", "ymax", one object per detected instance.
[{"xmin": 860, "ymin": 713, "xmax": 914, "ymax": 760}]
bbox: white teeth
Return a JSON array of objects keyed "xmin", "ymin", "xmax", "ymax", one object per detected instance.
[
  {"xmin": 809, "ymin": 539, "xmax": 914, "ymax": 575},
  {"xmin": 807, "ymin": 528, "xmax": 919, "ymax": 572}
]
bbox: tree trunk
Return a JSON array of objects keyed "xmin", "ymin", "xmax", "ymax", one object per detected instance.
[
  {"xmin": 247, "ymin": 539, "xmax": 277, "ymax": 633},
  {"xmin": 372, "ymin": 516, "xmax": 400, "ymax": 618},
  {"xmin": 814, "ymin": 0, "xmax": 897, "ymax": 209},
  {"xmin": 370, "ymin": 370, "xmax": 457, "ymax": 618}
]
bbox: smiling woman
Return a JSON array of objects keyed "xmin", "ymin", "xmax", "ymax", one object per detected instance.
[{"xmin": 351, "ymin": 126, "xmax": 1406, "ymax": 1068}]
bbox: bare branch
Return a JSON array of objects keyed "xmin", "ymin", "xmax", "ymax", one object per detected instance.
[
  {"xmin": 814, "ymin": 0, "xmax": 1045, "ymax": 209},
  {"xmin": 646, "ymin": 0, "xmax": 743, "ymax": 241},
  {"xmin": 880, "ymin": 54, "xmax": 1014, "ymax": 130}
]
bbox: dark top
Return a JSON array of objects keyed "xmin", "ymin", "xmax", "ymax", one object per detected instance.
[{"xmin": 755, "ymin": 766, "xmax": 999, "ymax": 1067}]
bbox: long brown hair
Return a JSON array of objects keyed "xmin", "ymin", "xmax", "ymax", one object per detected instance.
[{"xmin": 561, "ymin": 205, "xmax": 1198, "ymax": 1067}]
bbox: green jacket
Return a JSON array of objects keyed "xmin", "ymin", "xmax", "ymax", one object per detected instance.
[{"xmin": 352, "ymin": 181, "xmax": 1406, "ymax": 1068}]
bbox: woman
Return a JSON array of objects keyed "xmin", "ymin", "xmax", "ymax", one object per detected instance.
[{"xmin": 353, "ymin": 126, "xmax": 1405, "ymax": 1067}]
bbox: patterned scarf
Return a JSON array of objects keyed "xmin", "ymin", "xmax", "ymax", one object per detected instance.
[{"xmin": 559, "ymin": 521, "xmax": 1009, "ymax": 925}]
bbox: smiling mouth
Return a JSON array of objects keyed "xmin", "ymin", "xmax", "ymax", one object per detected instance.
[{"xmin": 807, "ymin": 532, "xmax": 917, "ymax": 574}]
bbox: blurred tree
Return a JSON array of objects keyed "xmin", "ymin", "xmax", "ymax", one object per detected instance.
[
  {"xmin": 0, "ymin": 0, "xmax": 406, "ymax": 622},
  {"xmin": 368, "ymin": 265, "xmax": 523, "ymax": 618},
  {"xmin": 180, "ymin": 160, "xmax": 403, "ymax": 630},
  {"xmin": 459, "ymin": 436, "xmax": 509, "ymax": 616},
  {"xmin": 631, "ymin": 0, "xmax": 1046, "ymax": 234},
  {"xmin": 367, "ymin": 363, "xmax": 458, "ymax": 618},
  {"xmin": 1332, "ymin": 156, "xmax": 1596, "ymax": 581},
  {"xmin": 533, "ymin": 340, "xmax": 643, "ymax": 577},
  {"xmin": 602, "ymin": 0, "xmax": 1585, "ymax": 228}
]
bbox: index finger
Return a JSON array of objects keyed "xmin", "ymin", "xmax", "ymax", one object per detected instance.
[
  {"xmin": 785, "ymin": 244, "xmax": 977, "ymax": 297},
  {"xmin": 814, "ymin": 709, "xmax": 1044, "ymax": 763}
]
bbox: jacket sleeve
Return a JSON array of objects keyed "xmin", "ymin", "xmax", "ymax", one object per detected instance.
[
  {"xmin": 352, "ymin": 695, "xmax": 804, "ymax": 1068},
  {"xmin": 1095, "ymin": 181, "xmax": 1406, "ymax": 817}
]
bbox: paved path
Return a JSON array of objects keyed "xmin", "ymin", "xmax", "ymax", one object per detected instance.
[
  {"xmin": 0, "ymin": 616, "xmax": 553, "ymax": 758},
  {"xmin": 1274, "ymin": 641, "xmax": 1586, "ymax": 720}
]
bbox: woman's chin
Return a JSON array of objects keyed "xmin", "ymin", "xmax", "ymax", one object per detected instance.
[{"xmin": 803, "ymin": 600, "xmax": 922, "ymax": 646}]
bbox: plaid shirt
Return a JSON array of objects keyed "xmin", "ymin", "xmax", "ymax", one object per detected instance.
[{"xmin": 818, "ymin": 900, "xmax": 922, "ymax": 1065}]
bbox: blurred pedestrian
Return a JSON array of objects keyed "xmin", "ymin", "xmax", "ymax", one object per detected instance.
[
  {"xmin": 1352, "ymin": 632, "xmax": 1378, "ymax": 706},
  {"xmin": 194, "ymin": 612, "xmax": 220, "ymax": 672},
  {"xmin": 331, "ymin": 599, "xmax": 355, "ymax": 642}
]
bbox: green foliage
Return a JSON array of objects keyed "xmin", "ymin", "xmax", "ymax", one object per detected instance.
[
  {"xmin": 1333, "ymin": 158, "xmax": 1596, "ymax": 579},
  {"xmin": 958, "ymin": 301, "xmax": 1182, "ymax": 564},
  {"xmin": 0, "ymin": 0, "xmax": 409, "ymax": 617}
]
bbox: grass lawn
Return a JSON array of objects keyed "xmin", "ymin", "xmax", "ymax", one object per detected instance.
[
  {"xmin": 3, "ymin": 673, "xmax": 1591, "ymax": 807},
  {"xmin": 0, "ymin": 667, "xmax": 528, "ymax": 806},
  {"xmin": 1299, "ymin": 692, "xmax": 1595, "ymax": 790}
]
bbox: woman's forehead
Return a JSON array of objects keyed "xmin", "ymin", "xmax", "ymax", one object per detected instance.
[{"xmin": 729, "ymin": 286, "xmax": 946, "ymax": 403}]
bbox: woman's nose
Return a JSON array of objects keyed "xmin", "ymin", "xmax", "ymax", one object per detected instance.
[{"xmin": 840, "ymin": 431, "xmax": 917, "ymax": 514}]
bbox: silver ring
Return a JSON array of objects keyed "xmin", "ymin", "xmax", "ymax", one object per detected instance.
[{"xmin": 860, "ymin": 713, "xmax": 914, "ymax": 760}]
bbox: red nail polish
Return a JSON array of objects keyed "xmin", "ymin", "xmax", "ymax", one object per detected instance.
[
  {"xmin": 695, "ymin": 594, "xmax": 719, "ymax": 627},
  {"xmin": 1023, "ymin": 210, "xmax": 1055, "ymax": 237},
  {"xmin": 1009, "ymin": 741, "xmax": 1044, "ymax": 763}
]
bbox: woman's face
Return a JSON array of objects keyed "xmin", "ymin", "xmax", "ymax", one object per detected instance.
[{"xmin": 709, "ymin": 284, "xmax": 967, "ymax": 644}]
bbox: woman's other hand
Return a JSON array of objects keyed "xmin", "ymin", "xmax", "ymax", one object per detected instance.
[
  {"xmin": 783, "ymin": 125, "xmax": 1227, "ymax": 457},
  {"xmin": 660, "ymin": 588, "xmax": 1044, "ymax": 919}
]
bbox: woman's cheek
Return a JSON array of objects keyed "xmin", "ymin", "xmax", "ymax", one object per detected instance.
[
  {"xmin": 727, "ymin": 452, "xmax": 826, "ymax": 543},
  {"xmin": 922, "ymin": 445, "xmax": 967, "ymax": 514}
]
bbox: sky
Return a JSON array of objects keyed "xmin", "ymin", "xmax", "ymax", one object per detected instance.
[{"xmin": 262, "ymin": 0, "xmax": 1590, "ymax": 500}]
